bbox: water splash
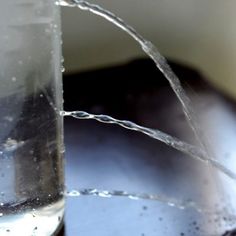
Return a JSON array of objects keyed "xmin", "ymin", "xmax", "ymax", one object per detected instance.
[
  {"xmin": 65, "ymin": 189, "xmax": 236, "ymax": 223},
  {"xmin": 57, "ymin": 0, "xmax": 236, "ymax": 181},
  {"xmin": 57, "ymin": 1, "xmax": 236, "ymax": 233},
  {"xmin": 61, "ymin": 110, "xmax": 236, "ymax": 181},
  {"xmin": 65, "ymin": 188, "xmax": 203, "ymax": 212},
  {"xmin": 57, "ymin": 0, "xmax": 206, "ymax": 157},
  {"xmin": 1, "ymin": 138, "xmax": 25, "ymax": 152}
]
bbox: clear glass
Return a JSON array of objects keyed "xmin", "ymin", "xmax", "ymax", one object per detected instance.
[{"xmin": 0, "ymin": 0, "xmax": 64, "ymax": 235}]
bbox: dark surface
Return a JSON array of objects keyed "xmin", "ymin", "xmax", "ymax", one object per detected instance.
[
  {"xmin": 57, "ymin": 225, "xmax": 65, "ymax": 236},
  {"xmin": 222, "ymin": 229, "xmax": 236, "ymax": 236},
  {"xmin": 60, "ymin": 58, "xmax": 236, "ymax": 236},
  {"xmin": 63, "ymin": 58, "xmax": 215, "ymax": 120}
]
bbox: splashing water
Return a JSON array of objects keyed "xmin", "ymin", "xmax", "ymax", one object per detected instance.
[
  {"xmin": 54, "ymin": 2, "xmax": 236, "ymax": 235},
  {"xmin": 57, "ymin": 0, "xmax": 236, "ymax": 179},
  {"xmin": 57, "ymin": 0, "xmax": 236, "ymax": 226},
  {"xmin": 61, "ymin": 110, "xmax": 236, "ymax": 181},
  {"xmin": 57, "ymin": 0, "xmax": 236, "ymax": 206},
  {"xmin": 65, "ymin": 188, "xmax": 203, "ymax": 212},
  {"xmin": 56, "ymin": 0, "xmax": 236, "ymax": 183},
  {"xmin": 65, "ymin": 189, "xmax": 236, "ymax": 225}
]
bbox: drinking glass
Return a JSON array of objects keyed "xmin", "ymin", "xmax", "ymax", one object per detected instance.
[{"xmin": 0, "ymin": 1, "xmax": 64, "ymax": 235}]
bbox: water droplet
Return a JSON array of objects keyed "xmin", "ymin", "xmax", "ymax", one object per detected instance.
[
  {"xmin": 58, "ymin": 142, "xmax": 65, "ymax": 154},
  {"xmin": 142, "ymin": 206, "xmax": 148, "ymax": 210},
  {"xmin": 3, "ymin": 138, "xmax": 25, "ymax": 152},
  {"xmin": 0, "ymin": 213, "xmax": 3, "ymax": 217},
  {"xmin": 167, "ymin": 202, "xmax": 175, "ymax": 207},
  {"xmin": 11, "ymin": 77, "xmax": 16, "ymax": 82},
  {"xmin": 56, "ymin": 0, "xmax": 71, "ymax": 6}
]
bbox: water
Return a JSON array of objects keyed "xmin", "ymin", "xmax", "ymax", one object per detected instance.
[
  {"xmin": 58, "ymin": 1, "xmax": 236, "ymax": 235},
  {"xmin": 0, "ymin": 1, "xmax": 64, "ymax": 235},
  {"xmin": 61, "ymin": 111, "xmax": 236, "ymax": 181},
  {"xmin": 65, "ymin": 188, "xmax": 236, "ymax": 223},
  {"xmin": 0, "ymin": 92, "xmax": 65, "ymax": 234},
  {"xmin": 0, "ymin": 198, "xmax": 64, "ymax": 236},
  {"xmin": 0, "ymin": 0, "xmax": 235, "ymax": 235},
  {"xmin": 66, "ymin": 188, "xmax": 203, "ymax": 212},
  {"xmin": 61, "ymin": 110, "xmax": 236, "ymax": 234},
  {"xmin": 58, "ymin": 0, "xmax": 206, "ymax": 151},
  {"xmin": 58, "ymin": 0, "xmax": 236, "ymax": 182}
]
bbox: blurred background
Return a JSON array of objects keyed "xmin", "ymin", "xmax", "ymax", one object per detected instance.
[{"xmin": 61, "ymin": 0, "xmax": 236, "ymax": 99}]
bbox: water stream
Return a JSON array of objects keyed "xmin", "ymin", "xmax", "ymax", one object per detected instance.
[
  {"xmin": 61, "ymin": 110, "xmax": 236, "ymax": 181},
  {"xmin": 57, "ymin": 0, "xmax": 236, "ymax": 233},
  {"xmin": 57, "ymin": 0, "xmax": 209, "ymax": 152},
  {"xmin": 65, "ymin": 188, "xmax": 204, "ymax": 212},
  {"xmin": 57, "ymin": 0, "xmax": 236, "ymax": 181}
]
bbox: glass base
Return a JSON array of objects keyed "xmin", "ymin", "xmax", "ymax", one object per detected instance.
[{"xmin": 0, "ymin": 198, "xmax": 65, "ymax": 236}]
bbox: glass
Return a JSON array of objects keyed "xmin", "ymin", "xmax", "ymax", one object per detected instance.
[{"xmin": 0, "ymin": 0, "xmax": 64, "ymax": 235}]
